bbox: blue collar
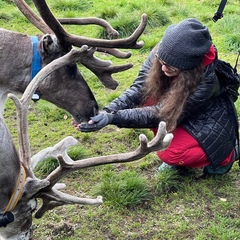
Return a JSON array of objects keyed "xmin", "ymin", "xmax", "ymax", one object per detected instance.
[
  {"xmin": 30, "ymin": 36, "xmax": 41, "ymax": 101},
  {"xmin": 30, "ymin": 36, "xmax": 41, "ymax": 79}
]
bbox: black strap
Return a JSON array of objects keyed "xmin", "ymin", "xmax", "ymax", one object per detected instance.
[
  {"xmin": 212, "ymin": 0, "xmax": 228, "ymax": 22},
  {"xmin": 233, "ymin": 51, "xmax": 240, "ymax": 74},
  {"xmin": 233, "ymin": 51, "xmax": 240, "ymax": 166}
]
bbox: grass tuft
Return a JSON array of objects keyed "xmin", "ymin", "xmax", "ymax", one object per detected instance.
[
  {"xmin": 93, "ymin": 170, "xmax": 149, "ymax": 207},
  {"xmin": 144, "ymin": 8, "xmax": 170, "ymax": 29},
  {"xmin": 97, "ymin": 7, "xmax": 118, "ymax": 20},
  {"xmin": 50, "ymin": 0, "xmax": 91, "ymax": 12},
  {"xmin": 35, "ymin": 157, "xmax": 59, "ymax": 177},
  {"xmin": 97, "ymin": 14, "xmax": 141, "ymax": 39},
  {"xmin": 153, "ymin": 168, "xmax": 184, "ymax": 194},
  {"xmin": 33, "ymin": 100, "xmax": 71, "ymax": 122}
]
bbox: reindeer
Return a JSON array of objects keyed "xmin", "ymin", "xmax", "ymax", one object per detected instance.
[
  {"xmin": 0, "ymin": 0, "xmax": 174, "ymax": 239},
  {"xmin": 1, "ymin": 0, "xmax": 147, "ymax": 122}
]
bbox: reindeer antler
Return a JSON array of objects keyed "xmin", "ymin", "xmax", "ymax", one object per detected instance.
[
  {"xmin": 48, "ymin": 122, "xmax": 172, "ymax": 186},
  {"xmin": 31, "ymin": 121, "xmax": 173, "ymax": 217},
  {"xmin": 13, "ymin": 0, "xmax": 53, "ymax": 34},
  {"xmin": 13, "ymin": 0, "xmax": 147, "ymax": 89},
  {"xmin": 58, "ymin": 18, "xmax": 134, "ymax": 58},
  {"xmin": 32, "ymin": 0, "xmax": 146, "ymax": 50},
  {"xmin": 77, "ymin": 47, "xmax": 133, "ymax": 89},
  {"xmin": 8, "ymin": 45, "xmax": 105, "ymax": 215},
  {"xmin": 58, "ymin": 17, "xmax": 120, "ymax": 39},
  {"xmin": 35, "ymin": 188, "xmax": 103, "ymax": 218}
]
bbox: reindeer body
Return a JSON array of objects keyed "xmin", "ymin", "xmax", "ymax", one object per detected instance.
[{"xmin": 0, "ymin": 29, "xmax": 31, "ymax": 113}]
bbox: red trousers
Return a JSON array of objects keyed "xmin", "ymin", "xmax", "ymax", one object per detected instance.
[{"xmin": 154, "ymin": 126, "xmax": 233, "ymax": 168}]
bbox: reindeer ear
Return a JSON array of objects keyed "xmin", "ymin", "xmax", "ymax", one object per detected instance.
[
  {"xmin": 38, "ymin": 34, "xmax": 62, "ymax": 64},
  {"xmin": 39, "ymin": 34, "xmax": 59, "ymax": 56}
]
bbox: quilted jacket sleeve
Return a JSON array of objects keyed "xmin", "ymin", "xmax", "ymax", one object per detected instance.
[{"xmin": 111, "ymin": 105, "xmax": 161, "ymax": 128}]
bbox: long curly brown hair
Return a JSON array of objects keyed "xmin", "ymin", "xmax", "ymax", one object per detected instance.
[{"xmin": 142, "ymin": 57, "xmax": 205, "ymax": 132}]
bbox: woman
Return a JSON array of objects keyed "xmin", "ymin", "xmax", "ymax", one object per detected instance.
[{"xmin": 75, "ymin": 18, "xmax": 239, "ymax": 175}]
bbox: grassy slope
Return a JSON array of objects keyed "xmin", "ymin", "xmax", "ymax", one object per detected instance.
[{"xmin": 1, "ymin": 0, "xmax": 240, "ymax": 239}]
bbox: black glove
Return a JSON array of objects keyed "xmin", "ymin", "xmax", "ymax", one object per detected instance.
[{"xmin": 79, "ymin": 113, "xmax": 113, "ymax": 132}]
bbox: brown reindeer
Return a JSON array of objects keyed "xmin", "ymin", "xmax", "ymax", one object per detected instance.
[
  {"xmin": 0, "ymin": 1, "xmax": 173, "ymax": 239},
  {"xmin": 0, "ymin": 0, "xmax": 147, "ymax": 122}
]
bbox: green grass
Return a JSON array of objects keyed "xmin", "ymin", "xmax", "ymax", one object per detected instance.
[
  {"xmin": 2, "ymin": 0, "xmax": 240, "ymax": 239},
  {"xmin": 93, "ymin": 170, "xmax": 149, "ymax": 207}
]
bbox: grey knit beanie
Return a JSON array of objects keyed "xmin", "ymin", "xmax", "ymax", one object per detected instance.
[{"xmin": 158, "ymin": 18, "xmax": 212, "ymax": 70}]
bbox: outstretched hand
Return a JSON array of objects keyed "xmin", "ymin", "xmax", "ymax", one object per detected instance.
[{"xmin": 72, "ymin": 113, "xmax": 113, "ymax": 132}]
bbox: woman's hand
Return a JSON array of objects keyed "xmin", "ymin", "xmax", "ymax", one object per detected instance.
[{"xmin": 77, "ymin": 113, "xmax": 113, "ymax": 132}]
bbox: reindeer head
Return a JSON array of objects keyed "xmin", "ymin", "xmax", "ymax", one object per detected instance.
[{"xmin": 36, "ymin": 34, "xmax": 98, "ymax": 123}]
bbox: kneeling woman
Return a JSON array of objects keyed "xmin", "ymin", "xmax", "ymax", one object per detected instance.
[{"xmin": 76, "ymin": 18, "xmax": 239, "ymax": 175}]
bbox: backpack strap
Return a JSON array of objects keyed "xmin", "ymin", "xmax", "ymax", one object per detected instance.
[
  {"xmin": 233, "ymin": 51, "xmax": 240, "ymax": 74},
  {"xmin": 212, "ymin": 0, "xmax": 228, "ymax": 22},
  {"xmin": 233, "ymin": 51, "xmax": 240, "ymax": 167}
]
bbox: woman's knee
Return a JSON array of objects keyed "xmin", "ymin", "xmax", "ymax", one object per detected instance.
[
  {"xmin": 157, "ymin": 149, "xmax": 184, "ymax": 165},
  {"xmin": 157, "ymin": 147, "xmax": 207, "ymax": 167}
]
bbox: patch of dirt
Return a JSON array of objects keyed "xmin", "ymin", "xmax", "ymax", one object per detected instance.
[{"xmin": 45, "ymin": 222, "xmax": 75, "ymax": 240}]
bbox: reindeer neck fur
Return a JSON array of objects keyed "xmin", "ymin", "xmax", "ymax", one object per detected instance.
[
  {"xmin": 0, "ymin": 29, "xmax": 33, "ymax": 87},
  {"xmin": 0, "ymin": 29, "xmax": 35, "ymax": 112}
]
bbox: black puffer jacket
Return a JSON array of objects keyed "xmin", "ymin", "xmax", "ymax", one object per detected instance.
[{"xmin": 104, "ymin": 46, "xmax": 239, "ymax": 169}]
